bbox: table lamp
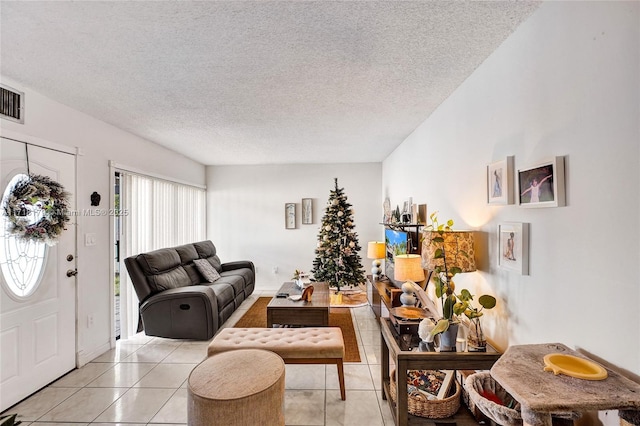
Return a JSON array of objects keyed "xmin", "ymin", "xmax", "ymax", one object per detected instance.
[
  {"xmin": 367, "ymin": 241, "xmax": 386, "ymax": 280},
  {"xmin": 422, "ymin": 229, "xmax": 476, "ymax": 351},
  {"xmin": 422, "ymin": 230, "xmax": 476, "ymax": 278},
  {"xmin": 394, "ymin": 254, "xmax": 425, "ymax": 306}
]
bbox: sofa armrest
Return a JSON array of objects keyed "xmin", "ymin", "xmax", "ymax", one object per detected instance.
[
  {"xmin": 221, "ymin": 260, "xmax": 255, "ymax": 274},
  {"xmin": 140, "ymin": 285, "xmax": 219, "ymax": 340}
]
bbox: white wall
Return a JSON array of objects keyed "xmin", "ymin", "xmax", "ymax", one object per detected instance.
[
  {"xmin": 384, "ymin": 0, "xmax": 639, "ymax": 384},
  {"xmin": 0, "ymin": 76, "xmax": 206, "ymax": 364},
  {"xmin": 206, "ymin": 163, "xmax": 381, "ymax": 291}
]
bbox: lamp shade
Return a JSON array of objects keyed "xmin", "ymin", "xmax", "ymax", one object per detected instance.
[
  {"xmin": 367, "ymin": 241, "xmax": 386, "ymax": 259},
  {"xmin": 394, "ymin": 254, "xmax": 425, "ymax": 282},
  {"xmin": 421, "ymin": 230, "xmax": 476, "ymax": 273}
]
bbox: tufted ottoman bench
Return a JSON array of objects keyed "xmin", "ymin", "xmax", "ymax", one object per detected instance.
[
  {"xmin": 188, "ymin": 348, "xmax": 285, "ymax": 425},
  {"xmin": 208, "ymin": 327, "xmax": 346, "ymax": 400}
]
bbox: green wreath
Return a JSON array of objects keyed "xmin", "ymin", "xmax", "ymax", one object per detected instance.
[{"xmin": 2, "ymin": 174, "xmax": 70, "ymax": 245}]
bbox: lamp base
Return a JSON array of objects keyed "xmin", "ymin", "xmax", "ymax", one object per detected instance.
[
  {"xmin": 400, "ymin": 282, "xmax": 417, "ymax": 307},
  {"xmin": 371, "ymin": 259, "xmax": 382, "ymax": 280}
]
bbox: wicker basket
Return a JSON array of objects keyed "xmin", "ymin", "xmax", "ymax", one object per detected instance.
[
  {"xmin": 390, "ymin": 369, "xmax": 461, "ymax": 419},
  {"xmin": 465, "ymin": 371, "xmax": 523, "ymax": 426}
]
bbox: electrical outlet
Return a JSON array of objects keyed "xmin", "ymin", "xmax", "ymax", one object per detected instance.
[
  {"xmin": 272, "ymin": 266, "xmax": 278, "ymax": 274},
  {"xmin": 87, "ymin": 314, "xmax": 94, "ymax": 328},
  {"xmin": 85, "ymin": 233, "xmax": 96, "ymax": 246}
]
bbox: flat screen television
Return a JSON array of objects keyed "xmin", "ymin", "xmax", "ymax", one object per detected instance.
[{"xmin": 384, "ymin": 228, "xmax": 412, "ymax": 287}]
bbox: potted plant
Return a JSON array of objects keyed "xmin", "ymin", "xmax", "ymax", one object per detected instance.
[
  {"xmin": 0, "ymin": 414, "xmax": 22, "ymax": 426},
  {"xmin": 456, "ymin": 290, "xmax": 496, "ymax": 351},
  {"xmin": 291, "ymin": 269, "xmax": 310, "ymax": 288},
  {"xmin": 423, "ymin": 213, "xmax": 496, "ymax": 350}
]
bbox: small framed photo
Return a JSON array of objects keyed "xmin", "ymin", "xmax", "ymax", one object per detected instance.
[
  {"xmin": 302, "ymin": 198, "xmax": 313, "ymax": 224},
  {"xmin": 498, "ymin": 222, "xmax": 529, "ymax": 275},
  {"xmin": 517, "ymin": 156, "xmax": 565, "ymax": 208},
  {"xmin": 285, "ymin": 203, "xmax": 296, "ymax": 229},
  {"xmin": 406, "ymin": 369, "xmax": 454, "ymax": 400},
  {"xmin": 487, "ymin": 156, "xmax": 514, "ymax": 205}
]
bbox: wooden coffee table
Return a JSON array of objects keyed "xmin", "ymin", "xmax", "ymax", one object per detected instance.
[{"xmin": 266, "ymin": 282, "xmax": 330, "ymax": 327}]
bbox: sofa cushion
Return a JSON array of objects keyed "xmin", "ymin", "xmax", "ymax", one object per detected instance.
[
  {"xmin": 220, "ymin": 268, "xmax": 254, "ymax": 287},
  {"xmin": 138, "ymin": 248, "xmax": 181, "ymax": 275},
  {"xmin": 210, "ymin": 283, "xmax": 235, "ymax": 310},
  {"xmin": 148, "ymin": 266, "xmax": 191, "ymax": 292},
  {"xmin": 183, "ymin": 264, "xmax": 202, "ymax": 285},
  {"xmin": 175, "ymin": 244, "xmax": 199, "ymax": 264},
  {"xmin": 194, "ymin": 240, "xmax": 223, "ymax": 272},
  {"xmin": 194, "ymin": 259, "xmax": 221, "ymax": 283},
  {"xmin": 217, "ymin": 274, "xmax": 245, "ymax": 297}
]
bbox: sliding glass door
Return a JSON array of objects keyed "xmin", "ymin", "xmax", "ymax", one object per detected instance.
[{"xmin": 116, "ymin": 171, "xmax": 206, "ymax": 339}]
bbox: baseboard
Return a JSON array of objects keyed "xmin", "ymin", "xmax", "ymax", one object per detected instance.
[{"xmin": 77, "ymin": 340, "xmax": 112, "ymax": 367}]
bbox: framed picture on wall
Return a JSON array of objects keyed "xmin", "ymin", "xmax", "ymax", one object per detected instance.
[
  {"xmin": 285, "ymin": 203, "xmax": 296, "ymax": 229},
  {"xmin": 497, "ymin": 222, "xmax": 529, "ymax": 275},
  {"xmin": 302, "ymin": 198, "xmax": 313, "ymax": 224},
  {"xmin": 487, "ymin": 156, "xmax": 514, "ymax": 205},
  {"xmin": 517, "ymin": 156, "xmax": 565, "ymax": 208}
]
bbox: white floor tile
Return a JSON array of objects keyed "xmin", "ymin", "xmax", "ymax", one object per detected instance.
[
  {"xmin": 37, "ymin": 388, "xmax": 127, "ymax": 422},
  {"xmin": 5, "ymin": 387, "xmax": 79, "ymax": 421},
  {"xmin": 87, "ymin": 362, "xmax": 156, "ymax": 388},
  {"xmin": 133, "ymin": 363, "xmax": 196, "ymax": 388},
  {"xmin": 285, "ymin": 364, "xmax": 326, "ymax": 390},
  {"xmin": 119, "ymin": 344, "xmax": 177, "ymax": 363},
  {"xmin": 93, "ymin": 388, "xmax": 175, "ymax": 423},
  {"xmin": 359, "ymin": 329, "xmax": 383, "ymax": 347},
  {"xmin": 49, "ymin": 363, "xmax": 115, "ymax": 388},
  {"xmin": 163, "ymin": 345, "xmax": 207, "ymax": 363},
  {"xmin": 91, "ymin": 424, "xmax": 147, "ymax": 426},
  {"xmin": 149, "ymin": 388, "xmax": 187, "ymax": 424},
  {"xmin": 326, "ymin": 364, "xmax": 374, "ymax": 391},
  {"xmin": 363, "ymin": 345, "xmax": 382, "ymax": 365},
  {"xmin": 90, "ymin": 344, "xmax": 144, "ymax": 363},
  {"xmin": 325, "ymin": 390, "xmax": 384, "ymax": 426},
  {"xmin": 284, "ymin": 389, "xmax": 325, "ymax": 426}
]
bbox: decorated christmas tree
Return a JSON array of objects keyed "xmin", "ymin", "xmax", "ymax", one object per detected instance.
[{"xmin": 311, "ymin": 178, "xmax": 365, "ymax": 292}]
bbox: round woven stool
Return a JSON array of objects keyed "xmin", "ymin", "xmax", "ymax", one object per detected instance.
[{"xmin": 187, "ymin": 349, "xmax": 285, "ymax": 426}]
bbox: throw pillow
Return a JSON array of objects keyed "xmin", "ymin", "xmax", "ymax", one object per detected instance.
[{"xmin": 193, "ymin": 259, "xmax": 221, "ymax": 283}]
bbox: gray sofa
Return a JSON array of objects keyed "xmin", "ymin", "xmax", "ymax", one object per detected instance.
[{"xmin": 124, "ymin": 240, "xmax": 255, "ymax": 340}]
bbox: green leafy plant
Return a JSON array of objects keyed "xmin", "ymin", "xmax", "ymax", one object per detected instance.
[
  {"xmin": 291, "ymin": 269, "xmax": 304, "ymax": 280},
  {"xmin": 0, "ymin": 414, "xmax": 22, "ymax": 426},
  {"xmin": 424, "ymin": 212, "xmax": 496, "ymax": 339}
]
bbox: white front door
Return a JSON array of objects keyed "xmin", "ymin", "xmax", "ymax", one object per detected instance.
[{"xmin": 0, "ymin": 137, "xmax": 76, "ymax": 411}]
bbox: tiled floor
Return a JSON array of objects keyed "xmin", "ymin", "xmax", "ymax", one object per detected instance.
[{"xmin": 4, "ymin": 291, "xmax": 395, "ymax": 425}]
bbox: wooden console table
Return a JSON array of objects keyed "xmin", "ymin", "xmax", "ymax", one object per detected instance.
[
  {"xmin": 491, "ymin": 343, "xmax": 640, "ymax": 426},
  {"xmin": 366, "ymin": 275, "xmax": 401, "ymax": 319},
  {"xmin": 380, "ymin": 317, "xmax": 501, "ymax": 426}
]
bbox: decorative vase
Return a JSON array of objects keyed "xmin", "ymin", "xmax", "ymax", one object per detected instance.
[
  {"xmin": 440, "ymin": 322, "xmax": 459, "ymax": 352},
  {"xmin": 467, "ymin": 319, "xmax": 487, "ymax": 352}
]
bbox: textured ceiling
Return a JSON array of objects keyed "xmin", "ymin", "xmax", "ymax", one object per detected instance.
[{"xmin": 1, "ymin": 1, "xmax": 539, "ymax": 165}]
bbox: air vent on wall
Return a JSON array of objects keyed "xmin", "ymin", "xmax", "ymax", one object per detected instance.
[{"xmin": 0, "ymin": 84, "xmax": 24, "ymax": 124}]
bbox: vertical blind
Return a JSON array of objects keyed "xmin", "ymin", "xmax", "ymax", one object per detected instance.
[{"xmin": 120, "ymin": 172, "xmax": 206, "ymax": 338}]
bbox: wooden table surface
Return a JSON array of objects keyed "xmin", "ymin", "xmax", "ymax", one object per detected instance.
[
  {"xmin": 491, "ymin": 343, "xmax": 640, "ymax": 426},
  {"xmin": 266, "ymin": 282, "xmax": 330, "ymax": 327}
]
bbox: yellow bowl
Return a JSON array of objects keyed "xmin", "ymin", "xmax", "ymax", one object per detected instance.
[{"xmin": 543, "ymin": 353, "xmax": 607, "ymax": 380}]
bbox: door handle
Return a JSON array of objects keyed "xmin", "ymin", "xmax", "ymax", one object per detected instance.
[{"xmin": 66, "ymin": 269, "xmax": 78, "ymax": 277}]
